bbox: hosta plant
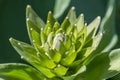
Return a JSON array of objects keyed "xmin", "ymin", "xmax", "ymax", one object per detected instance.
[{"xmin": 0, "ymin": 4, "xmax": 120, "ymax": 80}]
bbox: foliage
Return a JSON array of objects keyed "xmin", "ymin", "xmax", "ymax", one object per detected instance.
[{"xmin": 0, "ymin": 0, "xmax": 120, "ymax": 80}]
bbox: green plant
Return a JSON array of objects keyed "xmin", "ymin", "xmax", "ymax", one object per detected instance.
[{"xmin": 0, "ymin": 0, "xmax": 120, "ymax": 80}]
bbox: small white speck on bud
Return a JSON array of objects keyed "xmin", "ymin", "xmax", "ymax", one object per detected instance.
[
  {"xmin": 33, "ymin": 40, "xmax": 35, "ymax": 43},
  {"xmin": 21, "ymin": 56, "xmax": 24, "ymax": 59},
  {"xmin": 55, "ymin": 22, "xmax": 58, "ymax": 24},
  {"xmin": 41, "ymin": 28, "xmax": 43, "ymax": 31},
  {"xmin": 66, "ymin": 17, "xmax": 69, "ymax": 19},
  {"xmin": 63, "ymin": 31, "xmax": 65, "ymax": 34},
  {"xmin": 73, "ymin": 50, "xmax": 76, "ymax": 52},
  {"xmin": 49, "ymin": 48, "xmax": 52, "ymax": 50},
  {"xmin": 47, "ymin": 20, "xmax": 50, "ymax": 23},
  {"xmin": 74, "ymin": 24, "xmax": 77, "ymax": 26},
  {"xmin": 100, "ymin": 32, "xmax": 103, "ymax": 36},
  {"xmin": 97, "ymin": 16, "xmax": 101, "ymax": 20},
  {"xmin": 18, "ymin": 43, "xmax": 21, "ymax": 45},
  {"xmin": 27, "ymin": 5, "xmax": 31, "ymax": 8},
  {"xmin": 65, "ymin": 51, "xmax": 68, "ymax": 55},
  {"xmin": 80, "ymin": 13, "xmax": 84, "ymax": 17},
  {"xmin": 85, "ymin": 23, "xmax": 87, "ymax": 26},
  {"xmin": 65, "ymin": 33, "xmax": 67, "ymax": 36},
  {"xmin": 44, "ymin": 78, "xmax": 47, "ymax": 80},
  {"xmin": 71, "ymin": 6, "xmax": 75, "ymax": 10},
  {"xmin": 48, "ymin": 27, "xmax": 51, "ymax": 29},
  {"xmin": 59, "ymin": 28, "xmax": 62, "ymax": 30},
  {"xmin": 72, "ymin": 42, "xmax": 74, "ymax": 45},
  {"xmin": 57, "ymin": 64, "xmax": 61, "ymax": 67},
  {"xmin": 9, "ymin": 38, "xmax": 12, "ymax": 41},
  {"xmin": 30, "ymin": 28, "xmax": 33, "ymax": 31},
  {"xmin": 53, "ymin": 47, "xmax": 55, "ymax": 50},
  {"xmin": 48, "ymin": 11, "xmax": 52, "ymax": 14},
  {"xmin": 41, "ymin": 45, "xmax": 44, "ymax": 48},
  {"xmin": 27, "ymin": 18, "xmax": 29, "ymax": 21}
]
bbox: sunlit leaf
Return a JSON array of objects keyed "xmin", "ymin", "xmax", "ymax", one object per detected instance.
[
  {"xmin": 86, "ymin": 16, "xmax": 101, "ymax": 40},
  {"xmin": 0, "ymin": 63, "xmax": 45, "ymax": 80},
  {"xmin": 79, "ymin": 49, "xmax": 120, "ymax": 80},
  {"xmin": 26, "ymin": 5, "xmax": 45, "ymax": 29},
  {"xmin": 67, "ymin": 7, "xmax": 76, "ymax": 25},
  {"xmin": 27, "ymin": 19, "xmax": 41, "ymax": 47},
  {"xmin": 62, "ymin": 65, "xmax": 86, "ymax": 80}
]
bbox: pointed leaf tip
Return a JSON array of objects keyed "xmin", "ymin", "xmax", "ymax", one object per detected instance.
[
  {"xmin": 48, "ymin": 11, "xmax": 52, "ymax": 14},
  {"xmin": 26, "ymin": 5, "xmax": 31, "ymax": 9},
  {"xmin": 26, "ymin": 18, "xmax": 29, "ymax": 21},
  {"xmin": 97, "ymin": 16, "xmax": 101, "ymax": 20},
  {"xmin": 71, "ymin": 6, "xmax": 75, "ymax": 10},
  {"xmin": 9, "ymin": 37, "xmax": 13, "ymax": 41},
  {"xmin": 76, "ymin": 13, "xmax": 84, "ymax": 32},
  {"xmin": 80, "ymin": 13, "xmax": 84, "ymax": 17},
  {"xmin": 0, "ymin": 63, "xmax": 45, "ymax": 80},
  {"xmin": 26, "ymin": 5, "xmax": 45, "ymax": 29},
  {"xmin": 86, "ymin": 16, "xmax": 101, "ymax": 41}
]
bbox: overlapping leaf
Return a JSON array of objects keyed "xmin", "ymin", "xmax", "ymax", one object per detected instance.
[
  {"xmin": 77, "ymin": 49, "xmax": 120, "ymax": 80},
  {"xmin": 0, "ymin": 63, "xmax": 45, "ymax": 80}
]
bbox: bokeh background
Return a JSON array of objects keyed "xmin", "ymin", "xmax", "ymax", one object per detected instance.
[{"xmin": 0, "ymin": 0, "xmax": 120, "ymax": 80}]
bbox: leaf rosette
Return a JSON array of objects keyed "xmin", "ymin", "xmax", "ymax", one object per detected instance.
[{"xmin": 0, "ymin": 1, "xmax": 120, "ymax": 80}]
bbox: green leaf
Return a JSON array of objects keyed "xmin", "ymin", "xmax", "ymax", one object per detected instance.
[
  {"xmin": 73, "ymin": 25, "xmax": 78, "ymax": 40},
  {"xmin": 27, "ymin": 19, "xmax": 41, "ymax": 47},
  {"xmin": 66, "ymin": 25, "xmax": 73, "ymax": 35},
  {"xmin": 76, "ymin": 14, "xmax": 84, "ymax": 33},
  {"xmin": 34, "ymin": 65, "xmax": 56, "ymax": 78},
  {"xmin": 79, "ymin": 52, "xmax": 109, "ymax": 80},
  {"xmin": 47, "ymin": 32, "xmax": 54, "ymax": 47},
  {"xmin": 77, "ymin": 25, "xmax": 87, "ymax": 44},
  {"xmin": 103, "ymin": 49, "xmax": 120, "ymax": 79},
  {"xmin": 40, "ymin": 28, "xmax": 47, "ymax": 46},
  {"xmin": 61, "ymin": 17, "xmax": 70, "ymax": 32},
  {"xmin": 62, "ymin": 65, "xmax": 86, "ymax": 80},
  {"xmin": 0, "ymin": 63, "xmax": 45, "ymax": 80},
  {"xmin": 76, "ymin": 26, "xmax": 87, "ymax": 52},
  {"xmin": 9, "ymin": 38, "xmax": 40, "ymax": 65},
  {"xmin": 97, "ymin": 0, "xmax": 118, "ymax": 52},
  {"xmin": 47, "ymin": 11, "xmax": 56, "ymax": 27},
  {"xmin": 67, "ymin": 7, "xmax": 76, "ymax": 25},
  {"xmin": 79, "ymin": 49, "xmax": 120, "ymax": 80},
  {"xmin": 86, "ymin": 16, "xmax": 101, "ymax": 43},
  {"xmin": 9, "ymin": 38, "xmax": 56, "ymax": 78},
  {"xmin": 82, "ymin": 32, "xmax": 103, "ymax": 65},
  {"xmin": 63, "ymin": 34, "xmax": 72, "ymax": 50},
  {"xmin": 9, "ymin": 38, "xmax": 56, "ymax": 70},
  {"xmin": 53, "ymin": 22, "xmax": 60, "ymax": 32},
  {"xmin": 26, "ymin": 5, "xmax": 45, "ymax": 29},
  {"xmin": 52, "ymin": 51, "xmax": 62, "ymax": 63},
  {"xmin": 84, "ymin": 32, "xmax": 103, "ymax": 50},
  {"xmin": 61, "ymin": 52, "xmax": 77, "ymax": 66},
  {"xmin": 77, "ymin": 47, "xmax": 93, "ymax": 61},
  {"xmin": 54, "ymin": 65, "xmax": 68, "ymax": 76},
  {"xmin": 53, "ymin": 0, "xmax": 71, "ymax": 19},
  {"xmin": 44, "ymin": 11, "xmax": 56, "ymax": 35}
]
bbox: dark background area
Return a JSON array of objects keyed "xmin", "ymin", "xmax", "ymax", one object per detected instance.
[{"xmin": 0, "ymin": 0, "xmax": 120, "ymax": 79}]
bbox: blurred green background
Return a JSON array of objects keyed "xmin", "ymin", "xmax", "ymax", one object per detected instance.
[{"xmin": 0, "ymin": 0, "xmax": 120, "ymax": 79}]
